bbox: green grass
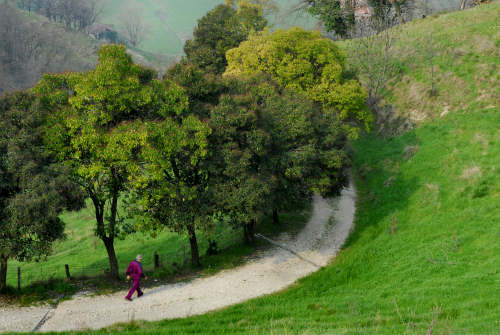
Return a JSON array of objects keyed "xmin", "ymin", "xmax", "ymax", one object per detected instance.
[
  {"xmin": 5, "ymin": 203, "xmax": 230, "ymax": 288},
  {"xmin": 30, "ymin": 2, "xmax": 499, "ymax": 334},
  {"xmin": 346, "ymin": 1, "xmax": 499, "ymax": 126},
  {"xmin": 4, "ymin": 199, "xmax": 311, "ymax": 304},
  {"xmin": 59, "ymin": 94, "xmax": 499, "ymax": 335}
]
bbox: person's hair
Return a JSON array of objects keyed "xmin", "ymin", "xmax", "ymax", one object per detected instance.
[{"xmin": 136, "ymin": 254, "xmax": 143, "ymax": 261}]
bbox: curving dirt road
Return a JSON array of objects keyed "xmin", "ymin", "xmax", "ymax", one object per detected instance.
[{"xmin": 0, "ymin": 182, "xmax": 356, "ymax": 333}]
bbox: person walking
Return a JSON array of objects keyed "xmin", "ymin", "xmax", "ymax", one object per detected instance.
[{"xmin": 125, "ymin": 254, "xmax": 147, "ymax": 301}]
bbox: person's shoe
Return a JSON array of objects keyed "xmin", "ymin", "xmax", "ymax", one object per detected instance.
[
  {"xmin": 125, "ymin": 297, "xmax": 132, "ymax": 301},
  {"xmin": 138, "ymin": 292, "xmax": 143, "ymax": 298}
]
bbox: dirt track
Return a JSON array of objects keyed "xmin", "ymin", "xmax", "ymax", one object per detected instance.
[{"xmin": 0, "ymin": 182, "xmax": 356, "ymax": 333}]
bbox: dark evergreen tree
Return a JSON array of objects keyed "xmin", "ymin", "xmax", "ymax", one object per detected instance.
[
  {"xmin": 0, "ymin": 92, "xmax": 84, "ymax": 291},
  {"xmin": 184, "ymin": 3, "xmax": 267, "ymax": 74}
]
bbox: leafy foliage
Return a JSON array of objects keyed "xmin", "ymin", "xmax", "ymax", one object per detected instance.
[
  {"xmin": 184, "ymin": 3, "xmax": 267, "ymax": 74},
  {"xmin": 131, "ymin": 113, "xmax": 212, "ymax": 266},
  {"xmin": 209, "ymin": 74, "xmax": 348, "ymax": 241},
  {"xmin": 0, "ymin": 92, "xmax": 84, "ymax": 290},
  {"xmin": 304, "ymin": 0, "xmax": 356, "ymax": 38},
  {"xmin": 33, "ymin": 45, "xmax": 187, "ymax": 279},
  {"xmin": 225, "ymin": 27, "xmax": 371, "ymax": 137}
]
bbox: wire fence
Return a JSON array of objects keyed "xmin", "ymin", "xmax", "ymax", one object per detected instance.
[{"xmin": 6, "ymin": 227, "xmax": 244, "ymax": 289}]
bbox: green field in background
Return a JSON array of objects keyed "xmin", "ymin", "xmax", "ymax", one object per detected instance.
[{"xmin": 99, "ymin": 0, "xmax": 317, "ymax": 56}]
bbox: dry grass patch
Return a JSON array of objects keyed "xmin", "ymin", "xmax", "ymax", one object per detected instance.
[
  {"xmin": 473, "ymin": 35, "xmax": 497, "ymax": 54},
  {"xmin": 461, "ymin": 166, "xmax": 482, "ymax": 180},
  {"xmin": 473, "ymin": 133, "xmax": 489, "ymax": 147}
]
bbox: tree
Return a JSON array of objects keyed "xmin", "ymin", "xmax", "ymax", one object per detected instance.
[
  {"xmin": 15, "ymin": 0, "xmax": 102, "ymax": 31},
  {"xmin": 302, "ymin": 0, "xmax": 357, "ymax": 39},
  {"xmin": 184, "ymin": 3, "xmax": 267, "ymax": 74},
  {"xmin": 210, "ymin": 75, "xmax": 346, "ymax": 242},
  {"xmin": 167, "ymin": 61, "xmax": 223, "ymax": 118},
  {"xmin": 369, "ymin": 0, "xmax": 409, "ymax": 24},
  {"xmin": 225, "ymin": 28, "xmax": 368, "ymax": 200},
  {"xmin": 34, "ymin": 45, "xmax": 187, "ymax": 279},
  {"xmin": 209, "ymin": 76, "xmax": 273, "ymax": 243},
  {"xmin": 120, "ymin": 4, "xmax": 146, "ymax": 48},
  {"xmin": 347, "ymin": 13, "xmax": 400, "ymax": 108},
  {"xmin": 131, "ymin": 115, "xmax": 211, "ymax": 267},
  {"xmin": 167, "ymin": 66, "xmax": 321, "ymax": 243},
  {"xmin": 131, "ymin": 61, "xmax": 221, "ymax": 267},
  {"xmin": 225, "ymin": 28, "xmax": 371, "ymax": 138},
  {"xmin": 0, "ymin": 92, "xmax": 84, "ymax": 291},
  {"xmin": 16, "ymin": 0, "xmax": 35, "ymax": 14},
  {"xmin": 389, "ymin": 0, "xmax": 408, "ymax": 23},
  {"xmin": 303, "ymin": 0, "xmax": 413, "ymax": 37}
]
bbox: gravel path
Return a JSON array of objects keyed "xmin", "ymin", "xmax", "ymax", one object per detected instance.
[{"xmin": 0, "ymin": 182, "xmax": 356, "ymax": 333}]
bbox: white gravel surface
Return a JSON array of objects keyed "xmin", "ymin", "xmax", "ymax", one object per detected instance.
[{"xmin": 0, "ymin": 182, "xmax": 356, "ymax": 333}]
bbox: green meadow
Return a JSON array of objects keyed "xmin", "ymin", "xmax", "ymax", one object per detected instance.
[
  {"xmin": 6, "ymin": 203, "xmax": 311, "ymax": 299},
  {"xmin": 5, "ymin": 202, "xmax": 240, "ymax": 289}
]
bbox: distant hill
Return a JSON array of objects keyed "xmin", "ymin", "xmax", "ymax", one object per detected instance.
[
  {"xmin": 98, "ymin": 0, "xmax": 469, "ymax": 59},
  {"xmin": 98, "ymin": 0, "xmax": 318, "ymax": 59},
  {"xmin": 0, "ymin": 1, "xmax": 98, "ymax": 94}
]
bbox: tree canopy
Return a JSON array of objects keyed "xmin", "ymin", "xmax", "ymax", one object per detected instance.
[
  {"xmin": 131, "ymin": 111, "xmax": 212, "ymax": 267},
  {"xmin": 303, "ymin": 0, "xmax": 356, "ymax": 39},
  {"xmin": 33, "ymin": 45, "xmax": 188, "ymax": 279},
  {"xmin": 209, "ymin": 74, "xmax": 349, "ymax": 241},
  {"xmin": 225, "ymin": 27, "xmax": 371, "ymax": 137},
  {"xmin": 0, "ymin": 92, "xmax": 84, "ymax": 291},
  {"xmin": 184, "ymin": 3, "xmax": 267, "ymax": 74}
]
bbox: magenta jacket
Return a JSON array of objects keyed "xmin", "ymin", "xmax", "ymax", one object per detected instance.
[{"xmin": 126, "ymin": 260, "xmax": 145, "ymax": 281}]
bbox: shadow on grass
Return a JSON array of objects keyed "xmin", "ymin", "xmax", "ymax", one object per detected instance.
[
  {"xmin": 345, "ymin": 129, "xmax": 420, "ymax": 249},
  {"xmin": 0, "ymin": 204, "xmax": 313, "ymax": 306}
]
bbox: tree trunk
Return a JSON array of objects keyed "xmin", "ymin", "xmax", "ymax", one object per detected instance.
[
  {"xmin": 187, "ymin": 225, "xmax": 200, "ymax": 267},
  {"xmin": 244, "ymin": 220, "xmax": 256, "ymax": 244},
  {"xmin": 102, "ymin": 237, "xmax": 120, "ymax": 280},
  {"xmin": 273, "ymin": 208, "xmax": 279, "ymax": 225},
  {"xmin": 460, "ymin": 0, "xmax": 467, "ymax": 10},
  {"xmin": 0, "ymin": 254, "xmax": 7, "ymax": 292},
  {"xmin": 394, "ymin": 3, "xmax": 404, "ymax": 24}
]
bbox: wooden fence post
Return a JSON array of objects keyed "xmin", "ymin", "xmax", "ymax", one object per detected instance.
[
  {"xmin": 17, "ymin": 267, "xmax": 21, "ymax": 290},
  {"xmin": 183, "ymin": 245, "xmax": 186, "ymax": 266},
  {"xmin": 65, "ymin": 264, "xmax": 71, "ymax": 280},
  {"xmin": 154, "ymin": 252, "xmax": 159, "ymax": 270}
]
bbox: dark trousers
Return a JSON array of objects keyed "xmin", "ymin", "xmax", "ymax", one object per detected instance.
[{"xmin": 125, "ymin": 279, "xmax": 143, "ymax": 299}]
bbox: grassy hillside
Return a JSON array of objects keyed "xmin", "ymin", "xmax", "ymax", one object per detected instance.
[
  {"xmin": 53, "ymin": 2, "xmax": 499, "ymax": 334},
  {"xmin": 377, "ymin": 2, "xmax": 499, "ymax": 125}
]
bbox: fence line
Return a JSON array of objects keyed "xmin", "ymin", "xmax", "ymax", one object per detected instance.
[{"xmin": 6, "ymin": 227, "xmax": 244, "ymax": 289}]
